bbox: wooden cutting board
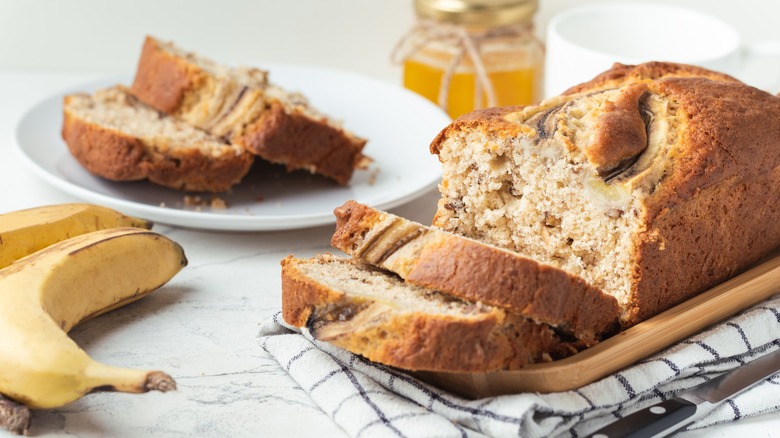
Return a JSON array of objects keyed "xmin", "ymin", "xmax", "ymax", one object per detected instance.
[{"xmin": 413, "ymin": 251, "xmax": 780, "ymax": 399}]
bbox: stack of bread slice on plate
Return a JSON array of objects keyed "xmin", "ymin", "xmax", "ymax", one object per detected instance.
[{"xmin": 62, "ymin": 36, "xmax": 369, "ymax": 192}]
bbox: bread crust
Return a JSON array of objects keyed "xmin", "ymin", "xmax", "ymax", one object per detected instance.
[
  {"xmin": 130, "ymin": 36, "xmax": 367, "ymax": 185},
  {"xmin": 280, "ymin": 255, "xmax": 581, "ymax": 372},
  {"xmin": 626, "ymin": 76, "xmax": 780, "ymax": 322},
  {"xmin": 62, "ymin": 107, "xmax": 147, "ymax": 181},
  {"xmin": 429, "ymin": 62, "xmax": 780, "ymax": 326},
  {"xmin": 562, "ymin": 61, "xmax": 739, "ymax": 95},
  {"xmin": 62, "ymin": 94, "xmax": 254, "ymax": 192},
  {"xmin": 332, "ymin": 200, "xmax": 619, "ymax": 342},
  {"xmin": 131, "ymin": 36, "xmax": 201, "ymax": 114},
  {"xmin": 238, "ymin": 102, "xmax": 367, "ymax": 185}
]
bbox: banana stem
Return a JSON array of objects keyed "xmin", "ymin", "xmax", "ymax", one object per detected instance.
[
  {"xmin": 85, "ymin": 362, "xmax": 177, "ymax": 394},
  {"xmin": 145, "ymin": 371, "xmax": 177, "ymax": 392},
  {"xmin": 0, "ymin": 394, "xmax": 30, "ymax": 435}
]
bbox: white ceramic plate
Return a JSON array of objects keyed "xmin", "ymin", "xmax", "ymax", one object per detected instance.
[{"xmin": 15, "ymin": 65, "xmax": 451, "ymax": 231}]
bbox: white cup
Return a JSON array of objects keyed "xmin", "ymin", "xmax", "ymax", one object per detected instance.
[{"xmin": 544, "ymin": 2, "xmax": 780, "ymax": 98}]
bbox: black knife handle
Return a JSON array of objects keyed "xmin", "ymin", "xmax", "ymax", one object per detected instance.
[{"xmin": 587, "ymin": 398, "xmax": 698, "ymax": 438}]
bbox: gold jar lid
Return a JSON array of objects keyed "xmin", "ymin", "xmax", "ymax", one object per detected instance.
[{"xmin": 414, "ymin": 0, "xmax": 538, "ymax": 27}]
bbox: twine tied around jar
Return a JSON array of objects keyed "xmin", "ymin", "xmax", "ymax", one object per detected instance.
[{"xmin": 392, "ymin": 19, "xmax": 539, "ymax": 115}]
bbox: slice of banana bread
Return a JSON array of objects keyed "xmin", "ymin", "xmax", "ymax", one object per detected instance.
[
  {"xmin": 430, "ymin": 62, "xmax": 780, "ymax": 327},
  {"xmin": 281, "ymin": 254, "xmax": 583, "ymax": 373},
  {"xmin": 330, "ymin": 200, "xmax": 619, "ymax": 343},
  {"xmin": 131, "ymin": 36, "xmax": 369, "ymax": 185},
  {"xmin": 62, "ymin": 85, "xmax": 254, "ymax": 192}
]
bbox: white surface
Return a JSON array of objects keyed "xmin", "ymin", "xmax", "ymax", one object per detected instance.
[
  {"xmin": 15, "ymin": 67, "xmax": 449, "ymax": 231},
  {"xmin": 0, "ymin": 0, "xmax": 779, "ymax": 436}
]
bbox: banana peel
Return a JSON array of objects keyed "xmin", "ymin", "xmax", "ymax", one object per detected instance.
[
  {"xmin": 0, "ymin": 203, "xmax": 151, "ymax": 270},
  {"xmin": 0, "ymin": 205, "xmax": 186, "ymax": 435}
]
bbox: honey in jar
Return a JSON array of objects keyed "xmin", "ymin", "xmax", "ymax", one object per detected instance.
[{"xmin": 395, "ymin": 0, "xmax": 544, "ymax": 119}]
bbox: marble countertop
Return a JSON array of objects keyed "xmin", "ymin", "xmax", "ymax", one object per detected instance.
[{"xmin": 1, "ymin": 59, "xmax": 779, "ymax": 438}]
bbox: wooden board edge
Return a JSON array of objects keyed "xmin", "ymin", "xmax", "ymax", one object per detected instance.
[{"xmin": 413, "ymin": 252, "xmax": 780, "ymax": 398}]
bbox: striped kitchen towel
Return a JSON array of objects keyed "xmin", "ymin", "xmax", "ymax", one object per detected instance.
[{"xmin": 258, "ymin": 294, "xmax": 780, "ymax": 438}]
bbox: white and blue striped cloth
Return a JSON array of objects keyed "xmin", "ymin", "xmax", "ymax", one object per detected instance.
[{"xmin": 258, "ymin": 295, "xmax": 780, "ymax": 438}]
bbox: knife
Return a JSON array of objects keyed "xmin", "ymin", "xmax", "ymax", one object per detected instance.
[{"xmin": 586, "ymin": 348, "xmax": 780, "ymax": 438}]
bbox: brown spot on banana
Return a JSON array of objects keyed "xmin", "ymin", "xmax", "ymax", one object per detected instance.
[{"xmin": 68, "ymin": 230, "xmax": 161, "ymax": 256}]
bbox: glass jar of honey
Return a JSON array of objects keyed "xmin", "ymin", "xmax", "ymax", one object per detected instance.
[{"xmin": 394, "ymin": 0, "xmax": 544, "ymax": 119}]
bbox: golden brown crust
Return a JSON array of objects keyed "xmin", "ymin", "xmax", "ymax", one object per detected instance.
[
  {"xmin": 331, "ymin": 200, "xmax": 381, "ymax": 250},
  {"xmin": 562, "ymin": 61, "xmax": 740, "ymax": 95},
  {"xmin": 430, "ymin": 63, "xmax": 738, "ymax": 159},
  {"xmin": 280, "ymin": 255, "xmax": 337, "ymax": 327},
  {"xmin": 625, "ymin": 76, "xmax": 780, "ymax": 323},
  {"xmin": 407, "ymin": 238, "xmax": 619, "ymax": 341},
  {"xmin": 332, "ymin": 200, "xmax": 620, "ymax": 341},
  {"xmin": 62, "ymin": 104, "xmax": 148, "ymax": 182},
  {"xmin": 62, "ymin": 97, "xmax": 254, "ymax": 192},
  {"xmin": 238, "ymin": 102, "xmax": 368, "ymax": 185},
  {"xmin": 131, "ymin": 36, "xmax": 200, "ymax": 114},
  {"xmin": 429, "ymin": 105, "xmax": 526, "ymax": 156},
  {"xmin": 280, "ymin": 255, "xmax": 582, "ymax": 372},
  {"xmin": 334, "ymin": 311, "xmax": 576, "ymax": 373}
]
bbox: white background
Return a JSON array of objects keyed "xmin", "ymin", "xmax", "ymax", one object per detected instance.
[{"xmin": 1, "ymin": 0, "xmax": 779, "ymax": 85}]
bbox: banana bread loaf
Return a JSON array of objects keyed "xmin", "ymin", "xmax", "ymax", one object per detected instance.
[
  {"xmin": 62, "ymin": 85, "xmax": 254, "ymax": 192},
  {"xmin": 130, "ymin": 36, "xmax": 369, "ymax": 185},
  {"xmin": 431, "ymin": 62, "xmax": 780, "ymax": 327},
  {"xmin": 281, "ymin": 254, "xmax": 583, "ymax": 372},
  {"xmin": 330, "ymin": 200, "xmax": 619, "ymax": 343}
]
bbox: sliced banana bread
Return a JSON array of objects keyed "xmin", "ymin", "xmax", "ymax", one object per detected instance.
[
  {"xmin": 62, "ymin": 85, "xmax": 254, "ymax": 192},
  {"xmin": 281, "ymin": 254, "xmax": 583, "ymax": 373},
  {"xmin": 430, "ymin": 62, "xmax": 780, "ymax": 327},
  {"xmin": 330, "ymin": 200, "xmax": 619, "ymax": 343},
  {"xmin": 131, "ymin": 36, "xmax": 368, "ymax": 185}
]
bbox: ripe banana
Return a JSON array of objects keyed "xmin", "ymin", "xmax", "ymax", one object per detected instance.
[
  {"xmin": 0, "ymin": 227, "xmax": 186, "ymax": 433},
  {"xmin": 0, "ymin": 203, "xmax": 151, "ymax": 270}
]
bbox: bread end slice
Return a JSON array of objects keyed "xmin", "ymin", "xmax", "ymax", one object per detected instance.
[{"xmin": 62, "ymin": 85, "xmax": 253, "ymax": 192}]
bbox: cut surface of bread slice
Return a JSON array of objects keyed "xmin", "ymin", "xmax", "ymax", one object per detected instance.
[
  {"xmin": 131, "ymin": 36, "xmax": 369, "ymax": 185},
  {"xmin": 330, "ymin": 200, "xmax": 619, "ymax": 342},
  {"xmin": 430, "ymin": 62, "xmax": 780, "ymax": 326},
  {"xmin": 62, "ymin": 85, "xmax": 254, "ymax": 192},
  {"xmin": 281, "ymin": 254, "xmax": 583, "ymax": 373}
]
